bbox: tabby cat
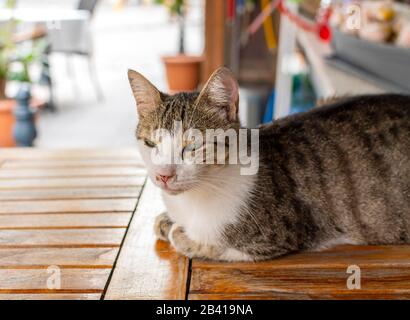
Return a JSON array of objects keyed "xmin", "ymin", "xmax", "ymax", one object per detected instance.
[{"xmin": 128, "ymin": 67, "xmax": 410, "ymax": 261}]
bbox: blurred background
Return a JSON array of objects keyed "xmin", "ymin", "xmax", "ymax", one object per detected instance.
[
  {"xmin": 1, "ymin": 0, "xmax": 410, "ymax": 149},
  {"xmin": 0, "ymin": 0, "xmax": 204, "ymax": 147}
]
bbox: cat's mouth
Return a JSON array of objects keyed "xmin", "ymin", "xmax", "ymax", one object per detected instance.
[
  {"xmin": 150, "ymin": 174, "xmax": 194, "ymax": 195},
  {"xmin": 163, "ymin": 187, "xmax": 184, "ymax": 195},
  {"xmin": 157, "ymin": 180, "xmax": 194, "ymax": 195},
  {"xmin": 161, "ymin": 184, "xmax": 187, "ymax": 195}
]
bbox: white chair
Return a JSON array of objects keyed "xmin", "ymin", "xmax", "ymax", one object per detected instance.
[{"xmin": 47, "ymin": 0, "xmax": 103, "ymax": 101}]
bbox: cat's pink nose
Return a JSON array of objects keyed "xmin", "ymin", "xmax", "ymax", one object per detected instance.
[{"xmin": 157, "ymin": 174, "xmax": 173, "ymax": 184}]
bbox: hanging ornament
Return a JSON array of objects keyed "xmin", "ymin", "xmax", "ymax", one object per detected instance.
[
  {"xmin": 278, "ymin": 0, "xmax": 333, "ymax": 42},
  {"xmin": 318, "ymin": 23, "xmax": 332, "ymax": 41},
  {"xmin": 241, "ymin": 0, "xmax": 333, "ymax": 48},
  {"xmin": 316, "ymin": 3, "xmax": 333, "ymax": 42}
]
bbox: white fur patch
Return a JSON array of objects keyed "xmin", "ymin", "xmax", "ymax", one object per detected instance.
[
  {"xmin": 313, "ymin": 236, "xmax": 358, "ymax": 251},
  {"xmin": 163, "ymin": 165, "xmax": 256, "ymax": 246},
  {"xmin": 219, "ymin": 248, "xmax": 254, "ymax": 261}
]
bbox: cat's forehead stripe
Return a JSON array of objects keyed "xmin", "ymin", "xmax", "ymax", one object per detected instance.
[
  {"xmin": 160, "ymin": 93, "xmax": 197, "ymax": 129},
  {"xmin": 137, "ymin": 90, "xmax": 238, "ymax": 138}
]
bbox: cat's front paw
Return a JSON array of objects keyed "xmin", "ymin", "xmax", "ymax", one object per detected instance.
[
  {"xmin": 169, "ymin": 224, "xmax": 197, "ymax": 258},
  {"xmin": 154, "ymin": 212, "xmax": 173, "ymax": 241}
]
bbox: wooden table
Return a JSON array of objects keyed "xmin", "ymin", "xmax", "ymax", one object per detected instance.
[{"xmin": 1, "ymin": 148, "xmax": 410, "ymax": 300}]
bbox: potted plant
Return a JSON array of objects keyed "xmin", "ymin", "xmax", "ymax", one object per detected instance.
[
  {"xmin": 0, "ymin": 0, "xmax": 44, "ymax": 147},
  {"xmin": 0, "ymin": 2, "xmax": 17, "ymax": 147},
  {"xmin": 156, "ymin": 0, "xmax": 203, "ymax": 93}
]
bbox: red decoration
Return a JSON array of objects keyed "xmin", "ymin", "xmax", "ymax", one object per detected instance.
[
  {"xmin": 227, "ymin": 0, "xmax": 236, "ymax": 21},
  {"xmin": 243, "ymin": 0, "xmax": 333, "ymax": 44},
  {"xmin": 318, "ymin": 24, "xmax": 332, "ymax": 41},
  {"xmin": 278, "ymin": 0, "xmax": 333, "ymax": 42}
]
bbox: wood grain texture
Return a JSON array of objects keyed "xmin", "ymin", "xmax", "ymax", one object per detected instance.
[
  {"xmin": 0, "ymin": 148, "xmax": 146, "ymax": 300},
  {"xmin": 0, "ymin": 176, "xmax": 145, "ymax": 190},
  {"xmin": 0, "ymin": 213, "xmax": 132, "ymax": 229},
  {"xmin": 190, "ymin": 266, "xmax": 410, "ymax": 294},
  {"xmin": 0, "ymin": 167, "xmax": 146, "ymax": 179},
  {"xmin": 105, "ymin": 180, "xmax": 190, "ymax": 300},
  {"xmin": 0, "ymin": 198, "xmax": 137, "ymax": 214},
  {"xmin": 0, "ymin": 269, "xmax": 110, "ymax": 292},
  {"xmin": 0, "ymin": 229, "xmax": 126, "ymax": 247},
  {"xmin": 2, "ymin": 159, "xmax": 144, "ymax": 169},
  {"xmin": 189, "ymin": 245, "xmax": 410, "ymax": 300},
  {"xmin": 0, "ymin": 148, "xmax": 141, "ymax": 160},
  {"xmin": 0, "ymin": 293, "xmax": 101, "ymax": 300},
  {"xmin": 0, "ymin": 248, "xmax": 119, "ymax": 268},
  {"xmin": 193, "ymin": 245, "xmax": 410, "ymax": 270},
  {"xmin": 0, "ymin": 186, "xmax": 142, "ymax": 201},
  {"xmin": 189, "ymin": 292, "xmax": 410, "ymax": 300}
]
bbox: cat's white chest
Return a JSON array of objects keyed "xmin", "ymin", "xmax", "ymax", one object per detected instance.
[
  {"xmin": 163, "ymin": 191, "xmax": 237, "ymax": 245},
  {"xmin": 162, "ymin": 173, "xmax": 255, "ymax": 246}
]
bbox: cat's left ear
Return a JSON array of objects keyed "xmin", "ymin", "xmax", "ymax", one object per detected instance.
[
  {"xmin": 196, "ymin": 67, "xmax": 239, "ymax": 121},
  {"xmin": 128, "ymin": 69, "xmax": 161, "ymax": 117}
]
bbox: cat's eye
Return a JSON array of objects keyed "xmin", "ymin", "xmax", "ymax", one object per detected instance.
[{"xmin": 144, "ymin": 139, "xmax": 156, "ymax": 148}]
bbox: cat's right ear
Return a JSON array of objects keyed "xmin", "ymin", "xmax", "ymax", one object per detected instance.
[
  {"xmin": 195, "ymin": 67, "xmax": 239, "ymax": 121},
  {"xmin": 128, "ymin": 69, "xmax": 161, "ymax": 117}
]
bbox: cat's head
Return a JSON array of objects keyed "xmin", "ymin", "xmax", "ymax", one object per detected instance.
[{"xmin": 128, "ymin": 67, "xmax": 240, "ymax": 195}]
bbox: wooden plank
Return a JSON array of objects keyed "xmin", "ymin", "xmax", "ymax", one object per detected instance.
[
  {"xmin": 105, "ymin": 180, "xmax": 190, "ymax": 300},
  {"xmin": 0, "ymin": 176, "xmax": 145, "ymax": 190},
  {"xmin": 0, "ymin": 148, "xmax": 141, "ymax": 160},
  {"xmin": 189, "ymin": 292, "xmax": 410, "ymax": 300},
  {"xmin": 0, "ymin": 186, "xmax": 142, "ymax": 201},
  {"xmin": 192, "ymin": 245, "xmax": 410, "ymax": 270},
  {"xmin": 0, "ymin": 148, "xmax": 144, "ymax": 300},
  {"xmin": 0, "ymin": 293, "xmax": 101, "ymax": 300},
  {"xmin": 189, "ymin": 293, "xmax": 271, "ymax": 300},
  {"xmin": 0, "ymin": 269, "xmax": 110, "ymax": 292},
  {"xmin": 0, "ymin": 167, "xmax": 146, "ymax": 179},
  {"xmin": 189, "ymin": 245, "xmax": 410, "ymax": 300},
  {"xmin": 190, "ymin": 266, "xmax": 410, "ymax": 295},
  {"xmin": 189, "ymin": 293, "xmax": 308, "ymax": 300},
  {"xmin": 0, "ymin": 229, "xmax": 125, "ymax": 247},
  {"xmin": 0, "ymin": 199, "xmax": 137, "ymax": 214},
  {"xmin": 0, "ymin": 248, "xmax": 119, "ymax": 268},
  {"xmin": 2, "ymin": 159, "xmax": 144, "ymax": 169},
  {"xmin": 0, "ymin": 213, "xmax": 132, "ymax": 229}
]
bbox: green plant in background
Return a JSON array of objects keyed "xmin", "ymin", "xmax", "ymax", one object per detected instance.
[
  {"xmin": 0, "ymin": 22, "xmax": 15, "ymax": 81},
  {"xmin": 0, "ymin": 0, "xmax": 17, "ymax": 99},
  {"xmin": 155, "ymin": 0, "xmax": 184, "ymax": 16},
  {"xmin": 0, "ymin": 0, "xmax": 46, "ymax": 98},
  {"xmin": 8, "ymin": 39, "xmax": 47, "ymax": 83},
  {"xmin": 155, "ymin": 0, "xmax": 186, "ymax": 54}
]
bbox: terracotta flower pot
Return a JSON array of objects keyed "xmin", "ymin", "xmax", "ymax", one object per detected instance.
[
  {"xmin": 0, "ymin": 96, "xmax": 41, "ymax": 147},
  {"xmin": 0, "ymin": 99, "xmax": 17, "ymax": 147},
  {"xmin": 162, "ymin": 55, "xmax": 204, "ymax": 94}
]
